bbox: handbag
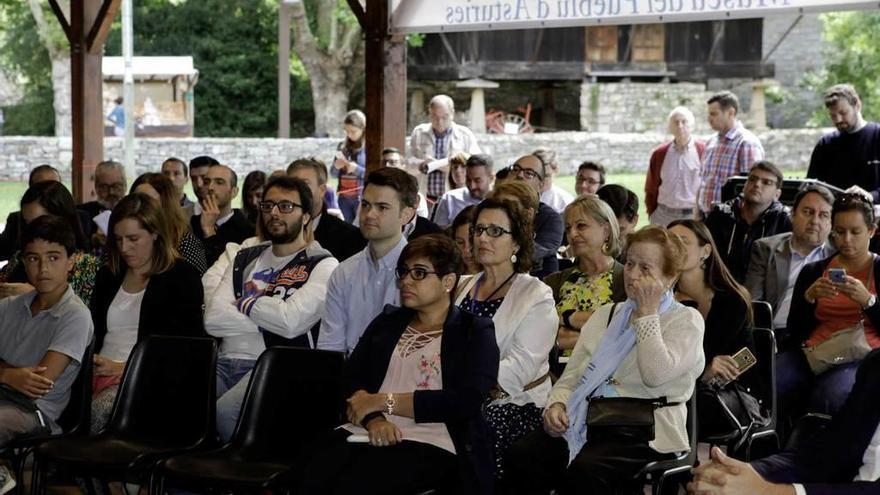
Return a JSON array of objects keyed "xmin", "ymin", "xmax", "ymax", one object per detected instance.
[
  {"xmin": 586, "ymin": 396, "xmax": 677, "ymax": 442},
  {"xmin": 699, "ymin": 381, "xmax": 768, "ymax": 440},
  {"xmin": 802, "ymin": 321, "xmax": 872, "ymax": 375}
]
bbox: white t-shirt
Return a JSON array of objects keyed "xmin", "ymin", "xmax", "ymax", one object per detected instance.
[
  {"xmin": 242, "ymin": 249, "xmax": 299, "ymax": 301},
  {"xmin": 102, "ymin": 287, "xmax": 146, "ymax": 362}
]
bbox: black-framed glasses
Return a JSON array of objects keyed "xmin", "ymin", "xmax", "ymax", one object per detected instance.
[
  {"xmin": 470, "ymin": 223, "xmax": 513, "ymax": 238},
  {"xmin": 258, "ymin": 200, "xmax": 302, "ymax": 214},
  {"xmin": 395, "ymin": 266, "xmax": 439, "ymax": 281},
  {"xmin": 509, "ymin": 164, "xmax": 544, "ymax": 181}
]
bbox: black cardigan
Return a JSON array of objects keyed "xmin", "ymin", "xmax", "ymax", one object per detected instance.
[
  {"xmin": 785, "ymin": 255, "xmax": 880, "ymax": 352},
  {"xmin": 90, "ymin": 260, "xmax": 206, "ymax": 353},
  {"xmin": 345, "ymin": 304, "xmax": 499, "ymax": 495}
]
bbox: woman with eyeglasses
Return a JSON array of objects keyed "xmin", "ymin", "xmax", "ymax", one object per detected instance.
[
  {"xmin": 300, "ymin": 234, "xmax": 499, "ymax": 494},
  {"xmin": 452, "ymin": 197, "xmax": 558, "ymax": 483},
  {"xmin": 89, "ymin": 193, "xmax": 205, "ymax": 432},
  {"xmin": 779, "ymin": 192, "xmax": 880, "ymax": 419}
]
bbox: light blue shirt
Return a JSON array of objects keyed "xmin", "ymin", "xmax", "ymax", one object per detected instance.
[
  {"xmin": 432, "ymin": 187, "xmax": 481, "ymax": 228},
  {"xmin": 773, "ymin": 240, "xmax": 828, "ymax": 328},
  {"xmin": 317, "ymin": 236, "xmax": 407, "ymax": 354}
]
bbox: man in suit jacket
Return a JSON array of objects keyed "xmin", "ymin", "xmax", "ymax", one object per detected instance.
[
  {"xmin": 689, "ymin": 349, "xmax": 880, "ymax": 495},
  {"xmin": 287, "ymin": 157, "xmax": 366, "ymax": 261},
  {"xmin": 744, "ymin": 185, "xmax": 835, "ymax": 346}
]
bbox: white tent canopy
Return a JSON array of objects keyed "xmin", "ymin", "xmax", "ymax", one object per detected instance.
[
  {"xmin": 390, "ymin": 0, "xmax": 880, "ymax": 33},
  {"xmin": 102, "ymin": 56, "xmax": 198, "ymax": 82}
]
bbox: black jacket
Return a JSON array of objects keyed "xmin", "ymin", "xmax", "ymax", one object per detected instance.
[
  {"xmin": 785, "ymin": 255, "xmax": 880, "ymax": 352},
  {"xmin": 90, "ymin": 260, "xmax": 206, "ymax": 353},
  {"xmin": 705, "ymin": 197, "xmax": 792, "ymax": 283},
  {"xmin": 346, "ymin": 304, "xmax": 499, "ymax": 495},
  {"xmin": 314, "ymin": 210, "xmax": 366, "ymax": 262},
  {"xmin": 1, "ymin": 209, "xmax": 95, "ymax": 260},
  {"xmin": 190, "ymin": 209, "xmax": 254, "ymax": 267},
  {"xmin": 533, "ymin": 202, "xmax": 564, "ymax": 279},
  {"xmin": 407, "ymin": 216, "xmax": 443, "ymax": 241}
]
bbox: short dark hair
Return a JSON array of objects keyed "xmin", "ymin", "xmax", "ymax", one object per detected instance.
[
  {"xmin": 577, "ymin": 161, "xmax": 606, "ymax": 185},
  {"xmin": 365, "ymin": 167, "xmax": 418, "ymax": 209},
  {"xmin": 495, "ymin": 168, "xmax": 510, "ymax": 181},
  {"xmin": 20, "ymin": 181, "xmax": 88, "ymax": 251},
  {"xmin": 792, "ymin": 184, "xmax": 835, "ymax": 212},
  {"xmin": 824, "ymin": 84, "xmax": 860, "ymax": 108},
  {"xmin": 263, "ymin": 175, "xmax": 314, "ymax": 223},
  {"xmin": 21, "ymin": 215, "xmax": 76, "ymax": 256},
  {"xmin": 597, "ymin": 184, "xmax": 639, "ymax": 223},
  {"xmin": 707, "ymin": 90, "xmax": 739, "ymax": 114},
  {"xmin": 399, "ymin": 234, "xmax": 463, "ymax": 287},
  {"xmin": 28, "ymin": 164, "xmax": 60, "ymax": 186},
  {"xmin": 287, "ymin": 157, "xmax": 328, "ymax": 186},
  {"xmin": 833, "ymin": 193, "xmax": 876, "ymax": 230},
  {"xmin": 471, "ymin": 197, "xmax": 534, "ymax": 274},
  {"xmin": 466, "ymin": 154, "xmax": 494, "ymax": 174},
  {"xmin": 189, "ymin": 155, "xmax": 219, "ymax": 170},
  {"xmin": 750, "ymin": 161, "xmax": 784, "ymax": 188},
  {"xmin": 382, "ymin": 147, "xmax": 401, "ymax": 155},
  {"xmin": 210, "ymin": 163, "xmax": 238, "ymax": 189},
  {"xmin": 450, "ymin": 204, "xmax": 477, "ymax": 236},
  {"xmin": 162, "ymin": 157, "xmax": 188, "ymax": 176}
]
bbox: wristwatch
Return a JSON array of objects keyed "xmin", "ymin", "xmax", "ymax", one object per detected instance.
[
  {"xmin": 385, "ymin": 393, "xmax": 396, "ymax": 416},
  {"xmin": 863, "ymin": 294, "xmax": 877, "ymax": 310}
]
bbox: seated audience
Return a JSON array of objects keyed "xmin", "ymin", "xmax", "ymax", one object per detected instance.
[
  {"xmin": 645, "ymin": 106, "xmax": 706, "ymax": 227},
  {"xmin": 669, "ymin": 219, "xmax": 758, "ymax": 437},
  {"xmin": 0, "ymin": 181, "xmax": 101, "ymax": 306},
  {"xmin": 705, "ymin": 161, "xmax": 792, "ymax": 282},
  {"xmin": 449, "ymin": 205, "xmax": 481, "ymax": 275},
  {"xmin": 447, "ymin": 151, "xmax": 470, "ymax": 191},
  {"xmin": 453, "ymin": 197, "xmax": 558, "ymax": 480},
  {"xmin": 490, "ymin": 178, "xmax": 564, "ymax": 278},
  {"xmin": 300, "ymin": 235, "xmax": 499, "ymax": 494},
  {"xmin": 575, "ymin": 161, "xmax": 606, "ymax": 197},
  {"xmin": 0, "ymin": 216, "xmax": 93, "ymax": 448},
  {"xmin": 240, "ymin": 170, "xmax": 266, "ymax": 227},
  {"xmin": 746, "ymin": 185, "xmax": 835, "ymax": 347},
  {"xmin": 287, "ymin": 158, "xmax": 366, "ymax": 261},
  {"xmin": 132, "ymin": 172, "xmax": 208, "ymax": 275},
  {"xmin": 334, "ymin": 110, "xmax": 367, "ymax": 223},
  {"xmin": 79, "ymin": 160, "xmax": 126, "ymax": 220},
  {"xmin": 317, "ymin": 167, "xmax": 417, "ymax": 355},
  {"xmin": 544, "ymin": 195, "xmax": 626, "ymax": 352},
  {"xmin": 534, "ymin": 148, "xmax": 574, "ymax": 214},
  {"xmin": 507, "ymin": 225, "xmax": 705, "ymax": 494},
  {"xmin": 432, "ymin": 154, "xmax": 493, "ymax": 228},
  {"xmin": 160, "ymin": 157, "xmax": 195, "ymax": 219},
  {"xmin": 187, "ymin": 155, "xmax": 219, "ymax": 216},
  {"xmin": 779, "ymin": 192, "xmax": 880, "ymax": 420},
  {"xmin": 0, "ymin": 164, "xmax": 63, "ymax": 261},
  {"xmin": 89, "ymin": 193, "xmax": 205, "ymax": 432},
  {"xmin": 190, "ymin": 163, "xmax": 255, "ymax": 266},
  {"xmin": 690, "ymin": 349, "xmax": 880, "ymax": 495},
  {"xmin": 204, "ymin": 176, "xmax": 338, "ymax": 441},
  {"xmin": 597, "ymin": 183, "xmax": 640, "ymax": 241}
]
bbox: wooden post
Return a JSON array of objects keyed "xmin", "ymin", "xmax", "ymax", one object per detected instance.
[
  {"xmin": 278, "ymin": 2, "xmax": 291, "ymax": 138},
  {"xmin": 364, "ymin": 0, "xmax": 407, "ymax": 174}
]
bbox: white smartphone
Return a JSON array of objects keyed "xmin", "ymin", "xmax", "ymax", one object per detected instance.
[{"xmin": 346, "ymin": 434, "xmax": 370, "ymax": 443}]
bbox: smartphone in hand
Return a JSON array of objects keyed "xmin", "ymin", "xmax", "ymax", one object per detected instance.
[
  {"xmin": 829, "ymin": 268, "xmax": 847, "ymax": 284},
  {"xmin": 714, "ymin": 347, "xmax": 758, "ymax": 388}
]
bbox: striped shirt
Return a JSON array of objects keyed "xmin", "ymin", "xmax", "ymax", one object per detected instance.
[{"xmin": 699, "ymin": 121, "xmax": 764, "ymax": 213}]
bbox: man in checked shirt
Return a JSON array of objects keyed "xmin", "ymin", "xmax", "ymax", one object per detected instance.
[{"xmin": 406, "ymin": 94, "xmax": 482, "ymax": 205}]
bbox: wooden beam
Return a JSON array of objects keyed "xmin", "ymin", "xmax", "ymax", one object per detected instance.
[
  {"xmin": 86, "ymin": 0, "xmax": 121, "ymax": 53},
  {"xmin": 345, "ymin": 0, "xmax": 366, "ymax": 30},
  {"xmin": 364, "ymin": 0, "xmax": 407, "ymax": 174},
  {"xmin": 48, "ymin": 0, "xmax": 72, "ymax": 42}
]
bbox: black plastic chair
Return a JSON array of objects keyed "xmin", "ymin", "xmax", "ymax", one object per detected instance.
[
  {"xmin": 635, "ymin": 392, "xmax": 697, "ymax": 495},
  {"xmin": 752, "ymin": 301, "xmax": 774, "ymax": 331},
  {"xmin": 31, "ymin": 336, "xmax": 217, "ymax": 494},
  {"xmin": 0, "ymin": 342, "xmax": 93, "ymax": 495},
  {"xmin": 785, "ymin": 412, "xmax": 832, "ymax": 451},
  {"xmin": 155, "ymin": 347, "xmax": 346, "ymax": 493}
]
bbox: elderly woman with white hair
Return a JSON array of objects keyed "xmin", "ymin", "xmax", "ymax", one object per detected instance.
[{"xmin": 644, "ymin": 106, "xmax": 707, "ymax": 227}]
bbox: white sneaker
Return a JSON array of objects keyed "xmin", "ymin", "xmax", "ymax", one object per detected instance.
[{"xmin": 0, "ymin": 465, "xmax": 15, "ymax": 495}]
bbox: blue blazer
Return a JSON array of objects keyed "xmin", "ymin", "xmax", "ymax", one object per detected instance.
[
  {"xmin": 753, "ymin": 349, "xmax": 880, "ymax": 494},
  {"xmin": 346, "ymin": 304, "xmax": 500, "ymax": 495}
]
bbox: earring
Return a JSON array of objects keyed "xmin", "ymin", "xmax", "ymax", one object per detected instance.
[
  {"xmin": 603, "ymin": 239, "xmax": 610, "ymax": 252},
  {"xmin": 510, "ymin": 253, "xmax": 518, "ymax": 264},
  {"xmin": 700, "ymin": 257, "xmax": 708, "ymax": 269}
]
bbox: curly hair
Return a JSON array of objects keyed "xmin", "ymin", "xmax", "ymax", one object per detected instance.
[{"xmin": 470, "ymin": 197, "xmax": 534, "ymax": 274}]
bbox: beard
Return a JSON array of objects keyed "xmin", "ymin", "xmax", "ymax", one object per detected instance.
[{"xmin": 263, "ymin": 216, "xmax": 304, "ymax": 244}]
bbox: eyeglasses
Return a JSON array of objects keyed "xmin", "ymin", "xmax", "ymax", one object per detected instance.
[
  {"xmin": 395, "ymin": 266, "xmax": 439, "ymax": 281},
  {"xmin": 258, "ymin": 200, "xmax": 302, "ymax": 213},
  {"xmin": 509, "ymin": 164, "xmax": 544, "ymax": 181},
  {"xmin": 470, "ymin": 223, "xmax": 513, "ymax": 238},
  {"xmin": 746, "ymin": 175, "xmax": 778, "ymax": 187}
]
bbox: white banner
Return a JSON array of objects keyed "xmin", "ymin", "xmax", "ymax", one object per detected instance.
[{"xmin": 390, "ymin": 0, "xmax": 879, "ymax": 33}]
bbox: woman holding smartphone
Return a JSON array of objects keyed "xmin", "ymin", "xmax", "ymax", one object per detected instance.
[
  {"xmin": 334, "ymin": 110, "xmax": 367, "ymax": 223},
  {"xmin": 781, "ymin": 193, "xmax": 880, "ymax": 420}
]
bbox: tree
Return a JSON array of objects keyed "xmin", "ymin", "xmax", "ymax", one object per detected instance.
[{"xmin": 290, "ymin": 0, "xmax": 364, "ymax": 137}]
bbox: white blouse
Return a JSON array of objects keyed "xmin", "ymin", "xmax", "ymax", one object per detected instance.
[{"xmin": 101, "ymin": 286, "xmax": 146, "ymax": 362}]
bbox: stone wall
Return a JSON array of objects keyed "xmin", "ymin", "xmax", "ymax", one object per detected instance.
[{"xmin": 0, "ymin": 129, "xmax": 828, "ymax": 182}]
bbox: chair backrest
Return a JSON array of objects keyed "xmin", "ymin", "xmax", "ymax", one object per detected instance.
[
  {"xmin": 231, "ymin": 347, "xmax": 346, "ymax": 458},
  {"xmin": 751, "ymin": 327, "xmax": 777, "ymax": 427},
  {"xmin": 684, "ymin": 391, "xmax": 698, "ymax": 464},
  {"xmin": 752, "ymin": 301, "xmax": 773, "ymax": 331},
  {"xmin": 107, "ymin": 336, "xmax": 217, "ymax": 448},
  {"xmin": 56, "ymin": 341, "xmax": 95, "ymax": 435}
]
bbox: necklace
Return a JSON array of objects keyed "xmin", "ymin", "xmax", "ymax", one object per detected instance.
[{"xmin": 469, "ymin": 272, "xmax": 516, "ymax": 313}]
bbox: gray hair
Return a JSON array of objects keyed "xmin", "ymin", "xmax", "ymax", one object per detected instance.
[
  {"xmin": 429, "ymin": 94, "xmax": 455, "ymax": 113},
  {"xmin": 667, "ymin": 106, "xmax": 696, "ymax": 130},
  {"xmin": 96, "ymin": 160, "xmax": 126, "ymax": 182}
]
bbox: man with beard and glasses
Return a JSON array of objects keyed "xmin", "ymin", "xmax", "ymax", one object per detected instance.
[
  {"xmin": 808, "ymin": 84, "xmax": 880, "ymax": 203},
  {"xmin": 203, "ymin": 176, "xmax": 339, "ymax": 441}
]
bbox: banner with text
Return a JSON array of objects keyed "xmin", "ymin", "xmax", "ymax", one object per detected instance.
[{"xmin": 390, "ymin": 0, "xmax": 879, "ymax": 33}]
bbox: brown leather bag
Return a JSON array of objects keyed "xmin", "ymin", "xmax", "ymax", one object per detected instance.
[{"xmin": 802, "ymin": 322, "xmax": 872, "ymax": 374}]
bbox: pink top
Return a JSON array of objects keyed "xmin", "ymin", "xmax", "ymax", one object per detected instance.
[{"xmin": 343, "ymin": 326, "xmax": 455, "ymax": 454}]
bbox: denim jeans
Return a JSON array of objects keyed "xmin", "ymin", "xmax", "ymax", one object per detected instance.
[
  {"xmin": 776, "ymin": 349, "xmax": 860, "ymax": 422},
  {"xmin": 337, "ymin": 195, "xmax": 359, "ymax": 224},
  {"xmin": 215, "ymin": 357, "xmax": 256, "ymax": 441}
]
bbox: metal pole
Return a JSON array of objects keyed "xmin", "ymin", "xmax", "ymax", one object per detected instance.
[
  {"xmin": 122, "ymin": 0, "xmax": 135, "ymax": 179},
  {"xmin": 278, "ymin": 1, "xmax": 291, "ymax": 138}
]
